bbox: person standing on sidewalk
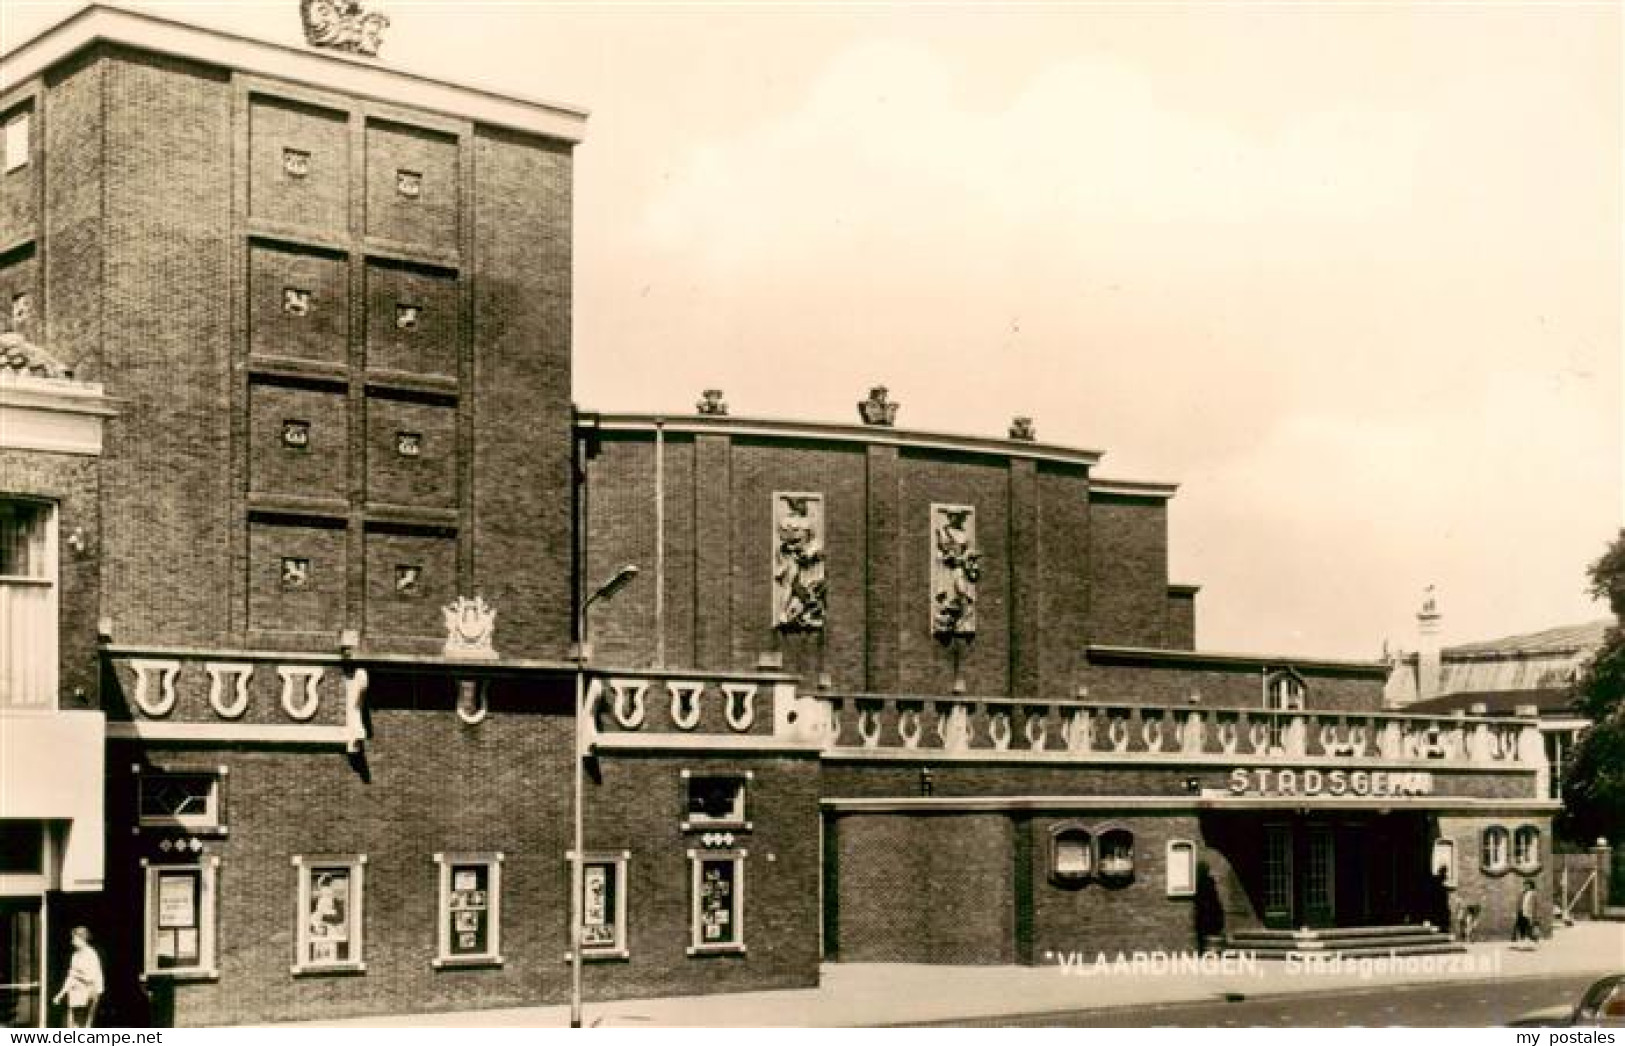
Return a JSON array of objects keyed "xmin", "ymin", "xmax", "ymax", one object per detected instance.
[
  {"xmin": 52, "ymin": 926, "xmax": 104, "ymax": 1028},
  {"xmin": 1512, "ymin": 880, "xmax": 1540, "ymax": 948}
]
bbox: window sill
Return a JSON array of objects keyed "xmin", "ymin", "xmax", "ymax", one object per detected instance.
[
  {"xmin": 141, "ymin": 968, "xmax": 218, "ymax": 983},
  {"xmin": 291, "ymin": 961, "xmax": 367, "ymax": 976},
  {"xmin": 433, "ymin": 955, "xmax": 502, "ymax": 970},
  {"xmin": 135, "ymin": 824, "xmax": 228, "ymax": 837},
  {"xmin": 681, "ymin": 821, "xmax": 752, "ymax": 833},
  {"xmin": 686, "ymin": 943, "xmax": 746, "ymax": 957}
]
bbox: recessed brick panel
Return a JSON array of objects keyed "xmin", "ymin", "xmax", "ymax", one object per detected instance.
[
  {"xmin": 248, "ymin": 380, "xmax": 349, "ymax": 501},
  {"xmin": 248, "ymin": 242, "xmax": 348, "ymax": 364},
  {"xmin": 364, "ymin": 528, "xmax": 456, "ymax": 638},
  {"xmin": 365, "ymin": 119, "xmax": 458, "ymax": 249},
  {"xmin": 247, "ymin": 518, "xmax": 347, "ymax": 636},
  {"xmin": 1089, "ymin": 493, "xmax": 1170, "ymax": 648},
  {"xmin": 249, "ymin": 94, "xmax": 349, "ymax": 235},
  {"xmin": 0, "ymin": 99, "xmax": 38, "ymax": 246},
  {"xmin": 364, "ymin": 393, "xmax": 456, "ymax": 509},
  {"xmin": 364, "ymin": 259, "xmax": 459, "ymax": 377}
]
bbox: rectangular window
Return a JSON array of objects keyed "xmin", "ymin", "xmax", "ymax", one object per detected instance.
[
  {"xmin": 136, "ymin": 767, "xmax": 226, "ymax": 833},
  {"xmin": 576, "ymin": 851, "xmax": 629, "ymax": 959},
  {"xmin": 687, "ymin": 849, "xmax": 745, "ymax": 955},
  {"xmin": 293, "ymin": 855, "xmax": 365, "ymax": 973},
  {"xmin": 4, "ymin": 110, "xmax": 29, "ymax": 173},
  {"xmin": 1431, "ymin": 838, "xmax": 1458, "ymax": 887},
  {"xmin": 682, "ymin": 772, "xmax": 750, "ymax": 829},
  {"xmin": 0, "ymin": 500, "xmax": 57, "ymax": 709},
  {"xmin": 1166, "ymin": 840, "xmax": 1197, "ymax": 898},
  {"xmin": 142, "ymin": 858, "xmax": 219, "ymax": 979},
  {"xmin": 1513, "ymin": 827, "xmax": 1541, "ymax": 873},
  {"xmin": 433, "ymin": 853, "xmax": 501, "ymax": 967}
]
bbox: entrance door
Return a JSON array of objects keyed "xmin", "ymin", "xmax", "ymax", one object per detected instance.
[
  {"xmin": 0, "ymin": 899, "xmax": 43, "ymax": 1028},
  {"xmin": 1301, "ymin": 826, "xmax": 1336, "ymax": 928},
  {"xmin": 1262, "ymin": 824, "xmax": 1294, "ymax": 928}
]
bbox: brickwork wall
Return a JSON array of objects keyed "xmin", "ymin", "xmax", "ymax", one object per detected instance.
[
  {"xmin": 100, "ymin": 49, "xmax": 236, "ymax": 647},
  {"xmin": 1088, "ymin": 494, "xmax": 1170, "ymax": 648},
  {"xmin": 364, "ymin": 393, "xmax": 457, "ymax": 509},
  {"xmin": 248, "ymin": 242, "xmax": 348, "ymax": 365},
  {"xmin": 40, "ymin": 53, "xmax": 105, "ymax": 381},
  {"xmin": 98, "ymin": 677, "xmax": 818, "ymax": 1026},
  {"xmin": 1082, "ymin": 659, "xmax": 1386, "ymax": 711},
  {"xmin": 1025, "ymin": 813, "xmax": 1200, "ymax": 959},
  {"xmin": 363, "ymin": 119, "xmax": 459, "ymax": 249},
  {"xmin": 248, "ymin": 382, "xmax": 349, "ymax": 501},
  {"xmin": 1037, "ymin": 464, "xmax": 1091, "ymax": 695},
  {"xmin": 469, "ymin": 127, "xmax": 574, "ymax": 660},
  {"xmin": 1167, "ymin": 591, "xmax": 1197, "ymax": 650},
  {"xmin": 363, "ymin": 259, "xmax": 459, "ymax": 377},
  {"xmin": 832, "ymin": 813, "xmax": 1015, "ymax": 963},
  {"xmin": 1435, "ymin": 813, "xmax": 1553, "ymax": 940},
  {"xmin": 0, "ymin": 94, "xmax": 38, "ymax": 242}
]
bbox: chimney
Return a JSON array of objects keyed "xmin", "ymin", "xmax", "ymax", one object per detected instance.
[{"xmin": 1417, "ymin": 586, "xmax": 1443, "ymax": 700}]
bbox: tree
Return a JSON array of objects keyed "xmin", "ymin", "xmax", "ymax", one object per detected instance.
[{"xmin": 1558, "ymin": 530, "xmax": 1625, "ymax": 845}]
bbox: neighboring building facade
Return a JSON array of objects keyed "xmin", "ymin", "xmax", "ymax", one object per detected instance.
[
  {"xmin": 1, "ymin": 6, "xmax": 1557, "ymax": 1028},
  {"xmin": 1385, "ymin": 603, "xmax": 1607, "ymax": 800}
]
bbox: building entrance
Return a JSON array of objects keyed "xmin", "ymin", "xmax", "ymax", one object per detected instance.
[{"xmin": 1212, "ymin": 812, "xmax": 1430, "ymax": 931}]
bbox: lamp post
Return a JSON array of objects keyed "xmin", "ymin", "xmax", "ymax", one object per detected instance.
[{"xmin": 570, "ymin": 563, "xmax": 638, "ymax": 1029}]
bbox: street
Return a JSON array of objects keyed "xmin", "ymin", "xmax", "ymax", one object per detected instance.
[{"xmin": 909, "ymin": 973, "xmax": 1600, "ymax": 1028}]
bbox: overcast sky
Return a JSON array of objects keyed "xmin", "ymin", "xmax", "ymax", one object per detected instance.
[{"xmin": 7, "ymin": 1, "xmax": 1621, "ymax": 659}]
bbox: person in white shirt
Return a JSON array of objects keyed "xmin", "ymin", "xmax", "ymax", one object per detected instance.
[{"xmin": 52, "ymin": 926, "xmax": 104, "ymax": 1028}]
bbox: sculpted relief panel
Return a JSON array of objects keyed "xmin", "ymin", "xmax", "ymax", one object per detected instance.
[
  {"xmin": 773, "ymin": 493, "xmax": 826, "ymax": 633},
  {"xmin": 931, "ymin": 504, "xmax": 980, "ymax": 638}
]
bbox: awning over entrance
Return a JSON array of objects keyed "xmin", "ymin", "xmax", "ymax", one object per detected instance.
[{"xmin": 0, "ymin": 710, "xmax": 105, "ymax": 891}]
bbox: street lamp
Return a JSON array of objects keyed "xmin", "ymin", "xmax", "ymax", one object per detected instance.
[{"xmin": 571, "ymin": 563, "xmax": 638, "ymax": 1029}]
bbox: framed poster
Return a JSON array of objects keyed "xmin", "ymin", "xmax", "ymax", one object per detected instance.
[
  {"xmin": 434, "ymin": 853, "xmax": 502, "ymax": 965},
  {"xmin": 157, "ymin": 871, "xmax": 197, "ymax": 929}
]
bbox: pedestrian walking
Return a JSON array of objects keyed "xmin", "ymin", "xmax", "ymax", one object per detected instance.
[
  {"xmin": 52, "ymin": 926, "xmax": 104, "ymax": 1028},
  {"xmin": 1512, "ymin": 880, "xmax": 1540, "ymax": 948}
]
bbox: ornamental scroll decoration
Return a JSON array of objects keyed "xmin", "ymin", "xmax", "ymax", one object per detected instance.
[
  {"xmin": 931, "ymin": 504, "xmax": 981, "ymax": 638},
  {"xmin": 299, "ymin": 0, "xmax": 390, "ymax": 57},
  {"xmin": 772, "ymin": 492, "xmax": 826, "ymax": 632}
]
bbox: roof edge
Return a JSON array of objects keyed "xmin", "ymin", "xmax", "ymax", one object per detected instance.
[{"xmin": 1, "ymin": 4, "xmax": 589, "ymax": 143}]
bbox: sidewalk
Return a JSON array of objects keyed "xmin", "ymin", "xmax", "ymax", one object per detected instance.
[{"xmin": 275, "ymin": 921, "xmax": 1625, "ymax": 1028}]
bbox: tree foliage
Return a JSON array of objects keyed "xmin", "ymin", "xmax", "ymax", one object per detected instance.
[{"xmin": 1558, "ymin": 531, "xmax": 1625, "ymax": 845}]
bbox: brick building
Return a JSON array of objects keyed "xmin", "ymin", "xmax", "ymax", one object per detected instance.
[{"xmin": 1, "ymin": 5, "xmax": 1557, "ymax": 1028}]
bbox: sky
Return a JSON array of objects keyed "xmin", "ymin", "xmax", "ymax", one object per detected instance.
[{"xmin": 5, "ymin": 0, "xmax": 1621, "ymax": 659}]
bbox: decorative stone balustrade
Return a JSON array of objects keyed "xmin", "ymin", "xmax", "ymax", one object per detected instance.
[
  {"xmin": 586, "ymin": 670, "xmax": 797, "ymax": 742},
  {"xmin": 773, "ymin": 693, "xmax": 1546, "ymax": 773},
  {"xmin": 104, "ymin": 651, "xmax": 365, "ymax": 750}
]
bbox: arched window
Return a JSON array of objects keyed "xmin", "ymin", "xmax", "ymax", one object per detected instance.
[
  {"xmin": 1430, "ymin": 838, "xmax": 1457, "ymax": 887},
  {"xmin": 1051, "ymin": 826, "xmax": 1093, "ymax": 883},
  {"xmin": 1513, "ymin": 826, "xmax": 1541, "ymax": 873},
  {"xmin": 1481, "ymin": 826, "xmax": 1510, "ymax": 874},
  {"xmin": 1098, "ymin": 828, "xmax": 1135, "ymax": 880}
]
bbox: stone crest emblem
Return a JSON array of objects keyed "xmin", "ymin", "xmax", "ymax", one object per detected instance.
[
  {"xmin": 442, "ymin": 595, "xmax": 497, "ymax": 659},
  {"xmin": 300, "ymin": 0, "xmax": 390, "ymax": 57}
]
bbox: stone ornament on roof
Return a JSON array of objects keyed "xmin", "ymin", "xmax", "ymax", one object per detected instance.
[
  {"xmin": 696, "ymin": 389, "xmax": 728, "ymax": 416},
  {"xmin": 1009, "ymin": 416, "xmax": 1036, "ymax": 441},
  {"xmin": 858, "ymin": 386, "xmax": 899, "ymax": 427},
  {"xmin": 300, "ymin": 0, "xmax": 390, "ymax": 57},
  {"xmin": 0, "ymin": 331, "xmax": 73, "ymax": 380}
]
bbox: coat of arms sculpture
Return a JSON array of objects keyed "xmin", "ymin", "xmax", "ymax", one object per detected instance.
[
  {"xmin": 442, "ymin": 595, "xmax": 497, "ymax": 659},
  {"xmin": 299, "ymin": 0, "xmax": 390, "ymax": 57}
]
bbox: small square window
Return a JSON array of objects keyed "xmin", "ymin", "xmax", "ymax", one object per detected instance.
[
  {"xmin": 143, "ymin": 858, "xmax": 220, "ymax": 979},
  {"xmin": 282, "ymin": 148, "xmax": 311, "ymax": 178},
  {"xmin": 281, "ymin": 420, "xmax": 311, "ymax": 450},
  {"xmin": 282, "ymin": 287, "xmax": 312, "ymax": 317},
  {"xmin": 577, "ymin": 851, "xmax": 629, "ymax": 959},
  {"xmin": 434, "ymin": 853, "xmax": 502, "ymax": 967},
  {"xmin": 395, "ymin": 431, "xmax": 423, "ymax": 458},
  {"xmin": 4, "ymin": 111, "xmax": 29, "ymax": 173},
  {"xmin": 688, "ymin": 850, "xmax": 745, "ymax": 954},
  {"xmin": 395, "ymin": 564, "xmax": 422, "ymax": 596},
  {"xmin": 10, "ymin": 292, "xmax": 32, "ymax": 329},
  {"xmin": 396, "ymin": 169, "xmax": 422, "ymax": 198},
  {"xmin": 293, "ymin": 855, "xmax": 365, "ymax": 973},
  {"xmin": 137, "ymin": 768, "xmax": 225, "ymax": 832},
  {"xmin": 683, "ymin": 773, "xmax": 748, "ymax": 829},
  {"xmin": 395, "ymin": 303, "xmax": 422, "ymax": 331},
  {"xmin": 280, "ymin": 557, "xmax": 311, "ymax": 590}
]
